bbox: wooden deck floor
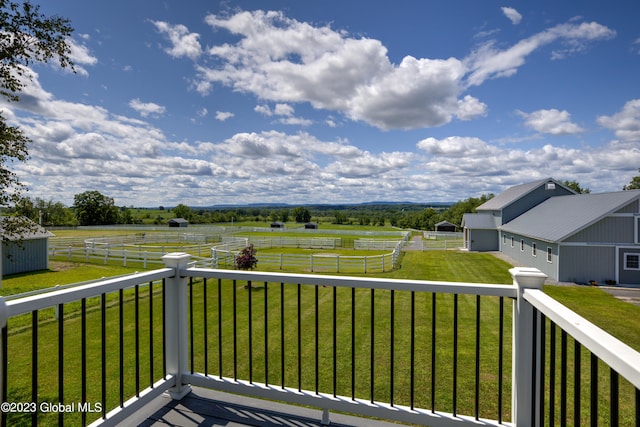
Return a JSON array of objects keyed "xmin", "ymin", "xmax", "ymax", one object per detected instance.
[{"xmin": 131, "ymin": 386, "xmax": 404, "ymax": 427}]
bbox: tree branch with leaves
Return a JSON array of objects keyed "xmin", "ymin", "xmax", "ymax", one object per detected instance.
[{"xmin": 0, "ymin": 0, "xmax": 74, "ymax": 241}]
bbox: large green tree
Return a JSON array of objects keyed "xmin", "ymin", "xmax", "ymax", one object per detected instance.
[
  {"xmin": 562, "ymin": 179, "xmax": 590, "ymax": 194},
  {"xmin": 73, "ymin": 191, "xmax": 119, "ymax": 226},
  {"xmin": 1, "ymin": 1, "xmax": 74, "ymax": 238},
  {"xmin": 623, "ymin": 168, "xmax": 640, "ymax": 190}
]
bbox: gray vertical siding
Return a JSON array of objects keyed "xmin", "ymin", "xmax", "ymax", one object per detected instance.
[
  {"xmin": 565, "ymin": 216, "xmax": 634, "ymax": 244},
  {"xmin": 468, "ymin": 229, "xmax": 499, "ymax": 251},
  {"xmin": 499, "ymin": 232, "xmax": 559, "ymax": 280},
  {"xmin": 501, "ymin": 184, "xmax": 574, "ymax": 224},
  {"xmin": 558, "ymin": 245, "xmax": 615, "ymax": 284},
  {"xmin": 618, "ymin": 247, "xmax": 640, "ymax": 285},
  {"xmin": 2, "ymin": 238, "xmax": 50, "ymax": 276}
]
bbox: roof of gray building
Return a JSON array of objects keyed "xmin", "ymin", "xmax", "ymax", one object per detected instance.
[
  {"xmin": 500, "ymin": 190, "xmax": 640, "ymax": 242},
  {"xmin": 0, "ymin": 217, "xmax": 55, "ymax": 241},
  {"xmin": 462, "ymin": 213, "xmax": 500, "ymax": 230},
  {"xmin": 477, "ymin": 178, "xmax": 570, "ymax": 211}
]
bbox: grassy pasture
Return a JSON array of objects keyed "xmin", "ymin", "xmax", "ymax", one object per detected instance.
[{"xmin": 2, "ymin": 232, "xmax": 640, "ymax": 425}]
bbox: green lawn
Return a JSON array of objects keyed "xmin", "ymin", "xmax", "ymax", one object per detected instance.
[{"xmin": 2, "ymin": 250, "xmax": 639, "ymax": 426}]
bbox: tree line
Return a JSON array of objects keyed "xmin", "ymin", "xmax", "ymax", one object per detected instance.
[{"xmin": 8, "ymin": 173, "xmax": 640, "ymax": 229}]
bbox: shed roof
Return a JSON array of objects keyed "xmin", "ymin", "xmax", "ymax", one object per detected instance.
[
  {"xmin": 500, "ymin": 190, "xmax": 640, "ymax": 242},
  {"xmin": 168, "ymin": 218, "xmax": 188, "ymax": 223},
  {"xmin": 435, "ymin": 220, "xmax": 456, "ymax": 227},
  {"xmin": 477, "ymin": 178, "xmax": 571, "ymax": 211},
  {"xmin": 0, "ymin": 217, "xmax": 55, "ymax": 241},
  {"xmin": 462, "ymin": 213, "xmax": 499, "ymax": 230}
]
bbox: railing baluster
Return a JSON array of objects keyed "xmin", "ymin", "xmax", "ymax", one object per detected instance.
[
  {"xmin": 561, "ymin": 330, "xmax": 567, "ymax": 425},
  {"xmin": 218, "ymin": 278, "xmax": 222, "ymax": 379},
  {"xmin": 351, "ymin": 286, "xmax": 356, "ymax": 400},
  {"xmin": 332, "ymin": 286, "xmax": 337, "ymax": 397},
  {"xmin": 162, "ymin": 279, "xmax": 167, "ymax": 379},
  {"xmin": 136, "ymin": 284, "xmax": 141, "ymax": 394},
  {"xmin": 249, "ymin": 280, "xmax": 253, "ymax": 384},
  {"xmin": 410, "ymin": 291, "xmax": 415, "ymax": 410},
  {"xmin": 453, "ymin": 293, "xmax": 458, "ymax": 417},
  {"xmin": 390, "ymin": 289, "xmax": 395, "ymax": 407},
  {"xmin": 101, "ymin": 294, "xmax": 107, "ymax": 419},
  {"xmin": 233, "ymin": 280, "xmax": 238, "ymax": 381},
  {"xmin": 574, "ymin": 341, "xmax": 580, "ymax": 427},
  {"xmin": 635, "ymin": 387, "xmax": 639, "ymax": 426},
  {"xmin": 31, "ymin": 310, "xmax": 38, "ymax": 427},
  {"xmin": 590, "ymin": 353, "xmax": 598, "ymax": 427},
  {"xmin": 282, "ymin": 282, "xmax": 286, "ymax": 390},
  {"xmin": 370, "ymin": 288, "xmax": 375, "ymax": 404},
  {"xmin": 58, "ymin": 303, "xmax": 64, "ymax": 427},
  {"xmin": 265, "ymin": 282, "xmax": 270, "ymax": 387},
  {"xmin": 431, "ymin": 292, "xmax": 436, "ymax": 413},
  {"xmin": 81, "ymin": 298, "xmax": 87, "ymax": 426},
  {"xmin": 539, "ymin": 313, "xmax": 546, "ymax": 426},
  {"xmin": 149, "ymin": 281, "xmax": 154, "ymax": 388},
  {"xmin": 119, "ymin": 289, "xmax": 124, "ymax": 406},
  {"xmin": 498, "ymin": 296, "xmax": 503, "ymax": 424},
  {"xmin": 189, "ymin": 278, "xmax": 194, "ymax": 374},
  {"xmin": 610, "ymin": 368, "xmax": 618, "ymax": 427},
  {"xmin": 475, "ymin": 294, "xmax": 480, "ymax": 420},
  {"xmin": 531, "ymin": 306, "xmax": 538, "ymax": 427},
  {"xmin": 1, "ymin": 326, "xmax": 6, "ymax": 427},
  {"xmin": 298, "ymin": 283, "xmax": 302, "ymax": 392},
  {"xmin": 203, "ymin": 278, "xmax": 208, "ymax": 376},
  {"xmin": 550, "ymin": 321, "xmax": 556, "ymax": 427}
]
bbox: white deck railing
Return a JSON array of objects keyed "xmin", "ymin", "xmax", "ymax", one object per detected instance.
[{"xmin": 0, "ymin": 253, "xmax": 638, "ymax": 427}]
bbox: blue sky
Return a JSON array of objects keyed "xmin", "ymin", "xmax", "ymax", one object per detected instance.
[{"xmin": 2, "ymin": 0, "xmax": 640, "ymax": 207}]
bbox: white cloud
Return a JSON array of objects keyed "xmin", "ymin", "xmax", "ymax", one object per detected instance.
[
  {"xmin": 464, "ymin": 21, "xmax": 615, "ymax": 87},
  {"xmin": 501, "ymin": 7, "xmax": 522, "ymax": 25},
  {"xmin": 518, "ymin": 108, "xmax": 584, "ymax": 135},
  {"xmin": 456, "ymin": 95, "xmax": 488, "ymax": 120},
  {"xmin": 129, "ymin": 98, "xmax": 166, "ymax": 118},
  {"xmin": 274, "ymin": 103, "xmax": 294, "ymax": 116},
  {"xmin": 417, "ymin": 136, "xmax": 501, "ymax": 158},
  {"xmin": 152, "ymin": 20, "xmax": 202, "ymax": 60},
  {"xmin": 66, "ymin": 38, "xmax": 98, "ymax": 76},
  {"xmin": 4, "ymin": 64, "xmax": 639, "ymax": 206},
  {"xmin": 183, "ymin": 11, "xmax": 615, "ymax": 131},
  {"xmin": 215, "ymin": 111, "xmax": 234, "ymax": 121},
  {"xmin": 597, "ymin": 99, "xmax": 640, "ymax": 142}
]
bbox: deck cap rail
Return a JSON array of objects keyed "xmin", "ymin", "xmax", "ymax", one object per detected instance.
[
  {"xmin": 1, "ymin": 268, "xmax": 174, "ymax": 319},
  {"xmin": 523, "ymin": 287, "xmax": 640, "ymax": 390},
  {"xmin": 184, "ymin": 266, "xmax": 517, "ymax": 297}
]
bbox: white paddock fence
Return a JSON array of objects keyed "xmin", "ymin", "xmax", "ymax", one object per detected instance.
[{"xmin": 50, "ymin": 236, "xmax": 406, "ymax": 273}]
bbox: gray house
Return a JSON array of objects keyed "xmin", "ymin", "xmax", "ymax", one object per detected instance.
[
  {"xmin": 1, "ymin": 217, "xmax": 54, "ymax": 277},
  {"xmin": 462, "ymin": 178, "xmax": 575, "ymax": 251},
  {"xmin": 463, "ymin": 178, "xmax": 640, "ymax": 285}
]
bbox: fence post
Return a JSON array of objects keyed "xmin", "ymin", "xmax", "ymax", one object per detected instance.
[
  {"xmin": 510, "ymin": 267, "xmax": 547, "ymax": 427},
  {"xmin": 162, "ymin": 252, "xmax": 193, "ymax": 400}
]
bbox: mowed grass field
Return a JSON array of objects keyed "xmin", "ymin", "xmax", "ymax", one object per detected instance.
[{"xmin": 2, "ymin": 232, "xmax": 640, "ymax": 426}]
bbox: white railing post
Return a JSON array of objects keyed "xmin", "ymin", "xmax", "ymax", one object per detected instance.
[
  {"xmin": 162, "ymin": 252, "xmax": 192, "ymax": 400},
  {"xmin": 511, "ymin": 267, "xmax": 547, "ymax": 427}
]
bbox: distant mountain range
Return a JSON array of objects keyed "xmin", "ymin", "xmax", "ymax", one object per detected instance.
[{"xmin": 183, "ymin": 201, "xmax": 454, "ymax": 209}]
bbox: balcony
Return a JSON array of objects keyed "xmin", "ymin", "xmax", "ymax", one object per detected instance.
[{"xmin": 1, "ymin": 253, "xmax": 639, "ymax": 426}]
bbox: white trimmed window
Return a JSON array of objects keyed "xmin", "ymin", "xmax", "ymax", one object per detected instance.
[
  {"xmin": 636, "ymin": 216, "xmax": 640, "ymax": 244},
  {"xmin": 547, "ymin": 247, "xmax": 552, "ymax": 263},
  {"xmin": 532, "ymin": 242, "xmax": 537, "ymax": 256},
  {"xmin": 520, "ymin": 239, "xmax": 525, "ymax": 251},
  {"xmin": 511, "ymin": 236, "xmax": 514, "ymax": 248},
  {"xmin": 503, "ymin": 234, "xmax": 507, "ymax": 245},
  {"xmin": 624, "ymin": 253, "xmax": 640, "ymax": 270}
]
